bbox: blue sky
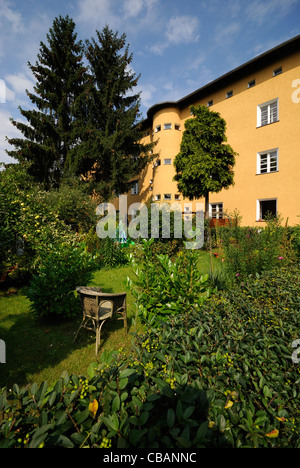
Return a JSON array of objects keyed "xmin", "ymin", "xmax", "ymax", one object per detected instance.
[{"xmin": 1, "ymin": 0, "xmax": 300, "ymax": 164}]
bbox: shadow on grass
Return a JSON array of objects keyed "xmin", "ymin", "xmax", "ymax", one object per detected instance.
[{"xmin": 0, "ymin": 290, "xmax": 134, "ymax": 389}]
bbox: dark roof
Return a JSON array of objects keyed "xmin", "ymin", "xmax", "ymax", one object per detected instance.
[{"xmin": 142, "ymin": 33, "xmax": 300, "ymax": 126}]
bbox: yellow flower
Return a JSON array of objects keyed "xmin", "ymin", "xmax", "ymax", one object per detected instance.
[
  {"xmin": 88, "ymin": 399, "xmax": 98, "ymax": 418},
  {"xmin": 208, "ymin": 421, "xmax": 215, "ymax": 429},
  {"xmin": 266, "ymin": 429, "xmax": 279, "ymax": 438}
]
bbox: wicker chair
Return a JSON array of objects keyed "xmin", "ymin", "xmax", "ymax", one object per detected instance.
[{"xmin": 73, "ymin": 287, "xmax": 128, "ymax": 355}]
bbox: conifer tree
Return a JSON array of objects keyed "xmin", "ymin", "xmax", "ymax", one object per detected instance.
[
  {"xmin": 69, "ymin": 26, "xmax": 154, "ymax": 201},
  {"xmin": 6, "ymin": 15, "xmax": 87, "ymax": 188}
]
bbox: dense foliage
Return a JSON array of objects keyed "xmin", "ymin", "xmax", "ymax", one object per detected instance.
[
  {"xmin": 5, "ymin": 16, "xmax": 154, "ymax": 197},
  {"xmin": 174, "ymin": 105, "xmax": 237, "ymax": 217},
  {"xmin": 1, "ymin": 264, "xmax": 299, "ymax": 448}
]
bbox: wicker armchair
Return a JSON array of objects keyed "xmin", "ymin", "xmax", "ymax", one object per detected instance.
[{"xmin": 73, "ymin": 287, "xmax": 127, "ymax": 355}]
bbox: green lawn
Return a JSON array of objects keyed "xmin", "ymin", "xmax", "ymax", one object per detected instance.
[{"xmin": 0, "ymin": 251, "xmax": 220, "ymax": 389}]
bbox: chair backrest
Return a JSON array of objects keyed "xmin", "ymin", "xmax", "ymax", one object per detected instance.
[{"xmin": 76, "ymin": 288, "xmax": 126, "ymax": 321}]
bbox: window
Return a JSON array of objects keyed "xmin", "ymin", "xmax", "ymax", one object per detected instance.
[
  {"xmin": 175, "ymin": 124, "xmax": 181, "ymax": 131},
  {"xmin": 174, "ymin": 194, "xmax": 180, "ymax": 200},
  {"xmin": 226, "ymin": 90, "xmax": 233, "ymax": 99},
  {"xmin": 257, "ymin": 199, "xmax": 277, "ymax": 221},
  {"xmin": 210, "ymin": 203, "xmax": 223, "ymax": 219},
  {"xmin": 164, "ymin": 158, "xmax": 172, "ymax": 165},
  {"xmin": 207, "ymin": 100, "xmax": 213, "ymax": 107},
  {"xmin": 131, "ymin": 181, "xmax": 139, "ymax": 195},
  {"xmin": 164, "ymin": 123, "xmax": 172, "ymax": 130},
  {"xmin": 257, "ymin": 99, "xmax": 278, "ymax": 127},
  {"xmin": 257, "ymin": 149, "xmax": 278, "ymax": 174},
  {"xmin": 248, "ymin": 79, "xmax": 255, "ymax": 88},
  {"xmin": 154, "ymin": 159, "xmax": 161, "ymax": 167},
  {"xmin": 155, "ymin": 125, "xmax": 161, "ymax": 133},
  {"xmin": 273, "ymin": 67, "xmax": 282, "ymax": 77},
  {"xmin": 154, "ymin": 194, "xmax": 161, "ymax": 201},
  {"xmin": 164, "ymin": 194, "xmax": 172, "ymax": 200}
]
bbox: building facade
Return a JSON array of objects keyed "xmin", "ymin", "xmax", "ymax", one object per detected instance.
[{"xmin": 118, "ymin": 35, "xmax": 300, "ymax": 227}]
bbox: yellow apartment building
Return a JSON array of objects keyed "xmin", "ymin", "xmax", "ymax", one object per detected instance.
[{"xmin": 117, "ymin": 35, "xmax": 300, "ymax": 227}]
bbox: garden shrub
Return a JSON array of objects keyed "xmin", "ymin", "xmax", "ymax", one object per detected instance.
[
  {"xmin": 0, "ymin": 164, "xmax": 78, "ymax": 281},
  {"xmin": 1, "ymin": 264, "xmax": 299, "ymax": 448},
  {"xmin": 128, "ymin": 239, "xmax": 211, "ymax": 323},
  {"xmin": 43, "ymin": 179, "xmax": 98, "ymax": 233},
  {"xmin": 216, "ymin": 214, "xmax": 295, "ymax": 280},
  {"xmin": 25, "ymin": 241, "xmax": 97, "ymax": 320}
]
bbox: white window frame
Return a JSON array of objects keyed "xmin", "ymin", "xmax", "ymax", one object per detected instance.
[
  {"xmin": 226, "ymin": 90, "xmax": 233, "ymax": 99},
  {"xmin": 163, "ymin": 158, "xmax": 172, "ymax": 165},
  {"xmin": 256, "ymin": 198, "xmax": 277, "ymax": 221},
  {"xmin": 163, "ymin": 193, "xmax": 172, "ymax": 201},
  {"xmin": 155, "ymin": 125, "xmax": 161, "ymax": 133},
  {"xmin": 257, "ymin": 148, "xmax": 278, "ymax": 174},
  {"xmin": 164, "ymin": 123, "xmax": 172, "ymax": 130},
  {"xmin": 257, "ymin": 98, "xmax": 278, "ymax": 127},
  {"xmin": 209, "ymin": 203, "xmax": 223, "ymax": 219},
  {"xmin": 154, "ymin": 194, "xmax": 161, "ymax": 201},
  {"xmin": 175, "ymin": 124, "xmax": 181, "ymax": 131},
  {"xmin": 131, "ymin": 181, "xmax": 139, "ymax": 195}
]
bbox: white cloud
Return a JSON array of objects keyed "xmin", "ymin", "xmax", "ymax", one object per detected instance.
[
  {"xmin": 150, "ymin": 15, "xmax": 200, "ymax": 55},
  {"xmin": 215, "ymin": 22, "xmax": 241, "ymax": 46},
  {"xmin": 246, "ymin": 0, "xmax": 298, "ymax": 25},
  {"xmin": 166, "ymin": 16, "xmax": 200, "ymax": 45},
  {"xmin": 5, "ymin": 73, "xmax": 34, "ymax": 96},
  {"xmin": 0, "ymin": 0, "xmax": 24, "ymax": 33},
  {"xmin": 0, "ymin": 107, "xmax": 23, "ymax": 164}
]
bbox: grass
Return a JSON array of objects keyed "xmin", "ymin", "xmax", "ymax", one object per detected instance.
[{"xmin": 0, "ymin": 251, "xmax": 219, "ymax": 389}]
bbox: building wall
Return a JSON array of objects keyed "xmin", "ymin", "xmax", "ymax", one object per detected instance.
[{"xmin": 121, "ymin": 47, "xmax": 300, "ymax": 227}]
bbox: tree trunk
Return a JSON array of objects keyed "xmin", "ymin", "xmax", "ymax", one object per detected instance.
[{"xmin": 205, "ymin": 192, "xmax": 209, "ymax": 219}]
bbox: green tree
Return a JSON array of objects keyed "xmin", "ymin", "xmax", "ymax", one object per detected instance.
[
  {"xmin": 6, "ymin": 15, "xmax": 87, "ymax": 189},
  {"xmin": 174, "ymin": 105, "xmax": 237, "ymax": 218},
  {"xmin": 69, "ymin": 26, "xmax": 154, "ymax": 201}
]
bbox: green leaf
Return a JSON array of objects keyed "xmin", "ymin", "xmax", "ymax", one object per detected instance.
[
  {"xmin": 119, "ymin": 368, "xmax": 136, "ymax": 379},
  {"xmin": 167, "ymin": 408, "xmax": 175, "ymax": 428},
  {"xmin": 112, "ymin": 395, "xmax": 120, "ymax": 412}
]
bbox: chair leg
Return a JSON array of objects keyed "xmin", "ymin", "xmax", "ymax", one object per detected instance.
[{"xmin": 95, "ymin": 320, "xmax": 106, "ymax": 356}]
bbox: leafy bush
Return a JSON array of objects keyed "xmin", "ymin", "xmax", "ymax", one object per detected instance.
[
  {"xmin": 25, "ymin": 241, "xmax": 97, "ymax": 320},
  {"xmin": 128, "ymin": 239, "xmax": 211, "ymax": 323},
  {"xmin": 0, "ymin": 164, "xmax": 77, "ymax": 281},
  {"xmin": 1, "ymin": 265, "xmax": 299, "ymax": 448},
  {"xmin": 216, "ymin": 215, "xmax": 295, "ymax": 280},
  {"xmin": 43, "ymin": 179, "xmax": 98, "ymax": 233}
]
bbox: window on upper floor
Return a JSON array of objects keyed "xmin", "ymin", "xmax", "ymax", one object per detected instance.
[
  {"xmin": 164, "ymin": 158, "xmax": 172, "ymax": 165},
  {"xmin": 164, "ymin": 194, "xmax": 172, "ymax": 200},
  {"xmin": 155, "ymin": 125, "xmax": 161, "ymax": 133},
  {"xmin": 164, "ymin": 123, "xmax": 172, "ymax": 130},
  {"xmin": 257, "ymin": 149, "xmax": 278, "ymax": 174},
  {"xmin": 154, "ymin": 194, "xmax": 161, "ymax": 201},
  {"xmin": 226, "ymin": 90, "xmax": 233, "ymax": 99},
  {"xmin": 175, "ymin": 124, "xmax": 181, "ymax": 131},
  {"xmin": 257, "ymin": 98, "xmax": 278, "ymax": 127},
  {"xmin": 207, "ymin": 100, "xmax": 213, "ymax": 107},
  {"xmin": 273, "ymin": 67, "xmax": 282, "ymax": 77},
  {"xmin": 248, "ymin": 79, "xmax": 256, "ymax": 88}
]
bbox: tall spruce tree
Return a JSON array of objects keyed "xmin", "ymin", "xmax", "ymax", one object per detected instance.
[
  {"xmin": 6, "ymin": 15, "xmax": 87, "ymax": 188},
  {"xmin": 68, "ymin": 26, "xmax": 154, "ymax": 201}
]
